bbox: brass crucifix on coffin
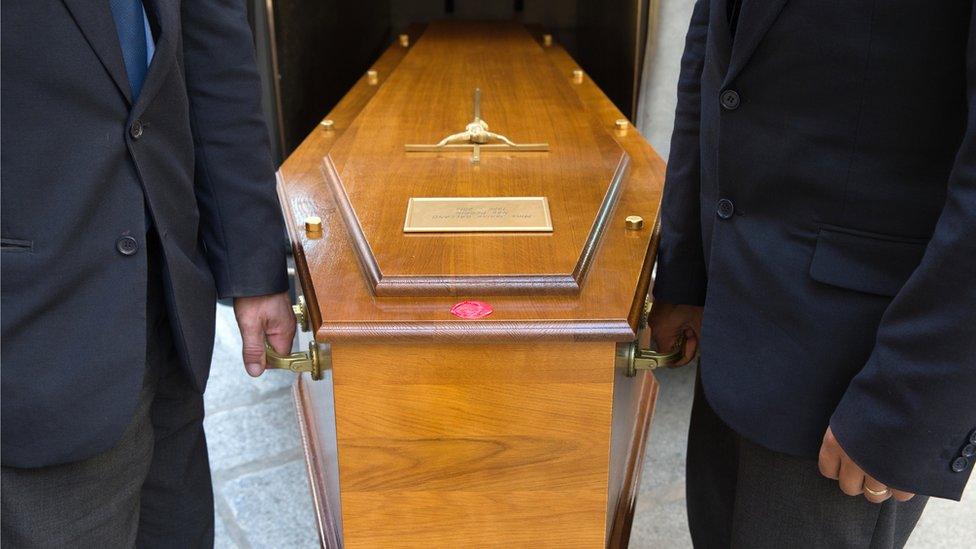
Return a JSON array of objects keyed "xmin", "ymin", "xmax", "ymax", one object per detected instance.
[{"xmin": 405, "ymin": 88, "xmax": 549, "ymax": 164}]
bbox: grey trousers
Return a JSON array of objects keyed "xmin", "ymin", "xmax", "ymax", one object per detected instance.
[
  {"xmin": 687, "ymin": 375, "xmax": 928, "ymax": 549},
  {"xmin": 1, "ymin": 240, "xmax": 214, "ymax": 548}
]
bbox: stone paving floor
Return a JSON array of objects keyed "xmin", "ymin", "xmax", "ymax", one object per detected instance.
[
  {"xmin": 205, "ymin": 304, "xmax": 319, "ymax": 549},
  {"xmin": 206, "ymin": 305, "xmax": 973, "ymax": 548}
]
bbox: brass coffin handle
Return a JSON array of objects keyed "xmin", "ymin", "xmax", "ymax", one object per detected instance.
[
  {"xmin": 263, "ymin": 295, "xmax": 326, "ymax": 380},
  {"xmin": 265, "ymin": 341, "xmax": 325, "ymax": 380},
  {"xmin": 623, "ymin": 296, "xmax": 687, "ymax": 376},
  {"xmin": 623, "ymin": 332, "xmax": 686, "ymax": 377}
]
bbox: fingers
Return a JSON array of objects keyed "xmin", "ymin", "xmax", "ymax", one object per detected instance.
[
  {"xmin": 862, "ymin": 474, "xmax": 892, "ymax": 503},
  {"xmin": 646, "ymin": 303, "xmax": 704, "ymax": 367},
  {"xmin": 677, "ymin": 329, "xmax": 698, "ymax": 366},
  {"xmin": 838, "ymin": 456, "xmax": 865, "ymax": 496},
  {"xmin": 820, "ymin": 428, "xmax": 912, "ymax": 504},
  {"xmin": 650, "ymin": 330, "xmax": 676, "ymax": 358},
  {"xmin": 890, "ymin": 489, "xmax": 915, "ymax": 502},
  {"xmin": 266, "ymin": 301, "xmax": 297, "ymax": 355},
  {"xmin": 265, "ymin": 295, "xmax": 297, "ymax": 359},
  {"xmin": 235, "ymin": 293, "xmax": 298, "ymax": 378},
  {"xmin": 650, "ymin": 330, "xmax": 691, "ymax": 366},
  {"xmin": 648, "ymin": 302, "xmax": 681, "ymax": 353},
  {"xmin": 818, "ymin": 444, "xmax": 841, "ymax": 480},
  {"xmin": 238, "ymin": 318, "xmax": 267, "ymax": 378},
  {"xmin": 266, "ymin": 329, "xmax": 294, "ymax": 356}
]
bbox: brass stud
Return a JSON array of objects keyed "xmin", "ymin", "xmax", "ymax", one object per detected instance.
[
  {"xmin": 542, "ymin": 34, "xmax": 553, "ymax": 47},
  {"xmin": 398, "ymin": 34, "xmax": 410, "ymax": 47},
  {"xmin": 367, "ymin": 70, "xmax": 379, "ymax": 85},
  {"xmin": 625, "ymin": 215, "xmax": 645, "ymax": 231},
  {"xmin": 615, "ymin": 118, "xmax": 630, "ymax": 131},
  {"xmin": 319, "ymin": 119, "xmax": 335, "ymax": 130},
  {"xmin": 304, "ymin": 215, "xmax": 323, "ymax": 235},
  {"xmin": 572, "ymin": 69, "xmax": 584, "ymax": 84}
]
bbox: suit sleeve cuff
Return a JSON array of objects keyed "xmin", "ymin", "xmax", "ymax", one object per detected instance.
[
  {"xmin": 212, "ymin": 248, "xmax": 290, "ymax": 300},
  {"xmin": 830, "ymin": 382, "xmax": 971, "ymax": 501}
]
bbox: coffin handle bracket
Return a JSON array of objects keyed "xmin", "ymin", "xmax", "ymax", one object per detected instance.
[
  {"xmin": 264, "ymin": 296, "xmax": 328, "ymax": 380},
  {"xmin": 623, "ymin": 296, "xmax": 686, "ymax": 376}
]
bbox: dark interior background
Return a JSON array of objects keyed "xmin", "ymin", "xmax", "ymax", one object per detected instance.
[{"xmin": 248, "ymin": 0, "xmax": 650, "ymax": 164}]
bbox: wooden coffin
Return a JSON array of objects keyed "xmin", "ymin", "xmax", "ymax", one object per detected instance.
[{"xmin": 275, "ymin": 21, "xmax": 670, "ymax": 548}]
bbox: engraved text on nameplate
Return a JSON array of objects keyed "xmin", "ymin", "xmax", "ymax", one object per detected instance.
[{"xmin": 403, "ymin": 197, "xmax": 553, "ymax": 233}]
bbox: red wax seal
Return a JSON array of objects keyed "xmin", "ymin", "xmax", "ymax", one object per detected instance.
[{"xmin": 450, "ymin": 300, "xmax": 494, "ymax": 319}]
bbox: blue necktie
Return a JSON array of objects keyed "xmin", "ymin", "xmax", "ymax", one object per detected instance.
[{"xmin": 108, "ymin": 0, "xmax": 149, "ymax": 100}]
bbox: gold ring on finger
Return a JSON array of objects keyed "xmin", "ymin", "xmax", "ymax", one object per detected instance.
[{"xmin": 863, "ymin": 485, "xmax": 890, "ymax": 497}]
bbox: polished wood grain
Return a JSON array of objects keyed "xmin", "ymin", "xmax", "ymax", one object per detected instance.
[
  {"xmin": 323, "ymin": 153, "xmax": 630, "ymax": 296},
  {"xmin": 330, "ymin": 342, "xmax": 615, "ymax": 548},
  {"xmin": 276, "ymin": 23, "xmax": 426, "ymax": 338},
  {"xmin": 294, "ymin": 347, "xmax": 659, "ymax": 549},
  {"xmin": 323, "ymin": 22, "xmax": 629, "ymax": 296},
  {"xmin": 295, "ymin": 344, "xmax": 662, "ymax": 548},
  {"xmin": 281, "ymin": 22, "xmax": 671, "ymax": 548},
  {"xmin": 277, "ymin": 23, "xmax": 667, "ymax": 342}
]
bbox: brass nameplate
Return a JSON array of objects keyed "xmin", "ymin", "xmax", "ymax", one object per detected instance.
[{"xmin": 404, "ymin": 197, "xmax": 553, "ymax": 233}]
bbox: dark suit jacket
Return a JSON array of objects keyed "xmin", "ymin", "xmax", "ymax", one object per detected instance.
[
  {"xmin": 655, "ymin": 0, "xmax": 976, "ymax": 499},
  {"xmin": 1, "ymin": 1, "xmax": 287, "ymax": 468}
]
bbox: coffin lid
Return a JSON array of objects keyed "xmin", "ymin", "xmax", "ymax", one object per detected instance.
[
  {"xmin": 324, "ymin": 22, "xmax": 629, "ymax": 297},
  {"xmin": 278, "ymin": 21, "xmax": 667, "ymax": 342}
]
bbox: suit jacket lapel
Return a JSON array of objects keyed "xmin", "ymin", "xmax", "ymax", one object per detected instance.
[
  {"xmin": 723, "ymin": 0, "xmax": 789, "ymax": 87},
  {"xmin": 61, "ymin": 0, "xmax": 132, "ymax": 105},
  {"xmin": 133, "ymin": 0, "xmax": 177, "ymax": 114}
]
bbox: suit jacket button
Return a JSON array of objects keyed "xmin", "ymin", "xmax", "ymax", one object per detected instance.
[
  {"xmin": 129, "ymin": 120, "xmax": 144, "ymax": 140},
  {"xmin": 970, "ymin": 429, "xmax": 976, "ymax": 445},
  {"xmin": 116, "ymin": 235, "xmax": 138, "ymax": 256},
  {"xmin": 951, "ymin": 456, "xmax": 969, "ymax": 473},
  {"xmin": 717, "ymin": 198, "xmax": 735, "ymax": 219},
  {"xmin": 962, "ymin": 444, "xmax": 976, "ymax": 458},
  {"xmin": 721, "ymin": 90, "xmax": 741, "ymax": 110}
]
